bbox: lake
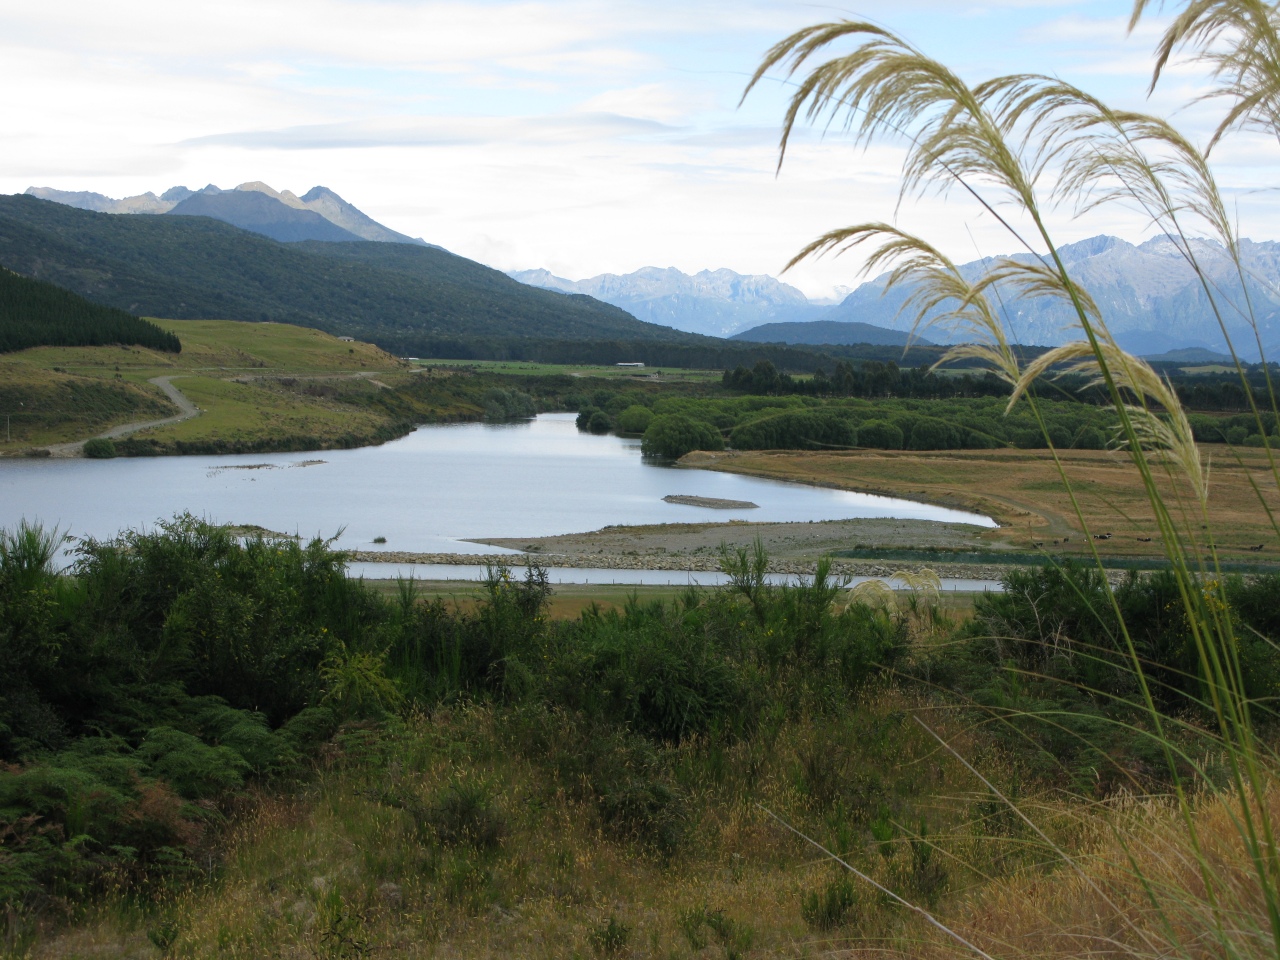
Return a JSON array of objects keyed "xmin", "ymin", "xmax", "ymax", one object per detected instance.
[
  {"xmin": 345, "ymin": 561, "xmax": 1002, "ymax": 592},
  {"xmin": 0, "ymin": 414, "xmax": 995, "ymax": 562}
]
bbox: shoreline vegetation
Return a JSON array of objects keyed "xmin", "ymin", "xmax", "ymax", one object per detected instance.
[{"xmin": 5, "ymin": 516, "xmax": 1280, "ymax": 958}]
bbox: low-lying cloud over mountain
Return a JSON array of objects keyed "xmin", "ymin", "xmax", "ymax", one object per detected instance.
[
  {"xmin": 510, "ymin": 266, "xmax": 825, "ymax": 337},
  {"xmin": 25, "ymin": 182, "xmax": 426, "ymax": 246}
]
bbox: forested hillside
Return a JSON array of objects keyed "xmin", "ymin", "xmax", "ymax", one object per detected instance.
[
  {"xmin": 0, "ymin": 268, "xmax": 180, "ymax": 354},
  {"xmin": 0, "ymin": 195, "xmax": 688, "ymax": 351}
]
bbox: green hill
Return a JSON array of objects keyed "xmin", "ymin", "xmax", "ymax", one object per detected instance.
[
  {"xmin": 0, "ymin": 194, "xmax": 692, "ymax": 351},
  {"xmin": 0, "ymin": 266, "xmax": 180, "ymax": 354}
]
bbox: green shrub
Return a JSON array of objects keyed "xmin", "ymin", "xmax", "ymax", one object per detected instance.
[
  {"xmin": 907, "ymin": 419, "xmax": 960, "ymax": 450},
  {"xmin": 857, "ymin": 419, "xmax": 904, "ymax": 449},
  {"xmin": 802, "ymin": 875, "xmax": 858, "ymax": 929},
  {"xmin": 587, "ymin": 410, "xmax": 613, "ymax": 434},
  {"xmin": 1073, "ymin": 426, "xmax": 1107, "ymax": 449},
  {"xmin": 425, "ymin": 779, "xmax": 507, "ymax": 850},
  {"xmin": 481, "ymin": 387, "xmax": 535, "ymax": 421},
  {"xmin": 615, "ymin": 405, "xmax": 653, "ymax": 434},
  {"xmin": 134, "ymin": 727, "xmax": 249, "ymax": 799},
  {"xmin": 83, "ymin": 438, "xmax": 117, "ymax": 459},
  {"xmin": 641, "ymin": 415, "xmax": 724, "ymax": 459}
]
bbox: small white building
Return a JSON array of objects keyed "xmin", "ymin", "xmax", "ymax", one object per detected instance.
[
  {"xmin": 337, "ymin": 336, "xmax": 356, "ymax": 342},
  {"xmin": 616, "ymin": 362, "xmax": 645, "ymax": 368}
]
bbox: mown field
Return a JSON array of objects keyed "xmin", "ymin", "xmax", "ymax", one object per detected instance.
[
  {"xmin": 413, "ymin": 358, "xmax": 723, "ymax": 382},
  {"xmin": 684, "ymin": 446, "xmax": 1280, "ymax": 564}
]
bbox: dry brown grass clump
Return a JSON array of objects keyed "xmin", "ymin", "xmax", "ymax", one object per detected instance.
[{"xmin": 848, "ymin": 778, "xmax": 1280, "ymax": 960}]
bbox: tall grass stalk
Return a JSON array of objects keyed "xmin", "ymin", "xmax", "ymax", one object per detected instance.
[{"xmin": 748, "ymin": 5, "xmax": 1280, "ymax": 955}]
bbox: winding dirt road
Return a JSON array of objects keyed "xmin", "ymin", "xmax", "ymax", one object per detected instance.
[{"xmin": 46, "ymin": 376, "xmax": 202, "ymax": 457}]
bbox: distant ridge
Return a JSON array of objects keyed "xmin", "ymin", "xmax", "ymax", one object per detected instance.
[
  {"xmin": 511, "ymin": 266, "xmax": 825, "ymax": 337},
  {"xmin": 1142, "ymin": 347, "xmax": 1239, "ymax": 364},
  {"xmin": 167, "ymin": 191, "xmax": 365, "ymax": 243},
  {"xmin": 24, "ymin": 182, "xmax": 428, "ymax": 246},
  {"xmin": 731, "ymin": 319, "xmax": 932, "ymax": 348}
]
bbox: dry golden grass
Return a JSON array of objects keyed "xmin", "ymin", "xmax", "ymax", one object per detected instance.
[
  {"xmin": 685, "ymin": 447, "xmax": 1280, "ymax": 563},
  {"xmin": 843, "ymin": 778, "xmax": 1280, "ymax": 960},
  {"xmin": 31, "ymin": 691, "xmax": 1032, "ymax": 960}
]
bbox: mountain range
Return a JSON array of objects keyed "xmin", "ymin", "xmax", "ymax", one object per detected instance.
[
  {"xmin": 510, "ymin": 267, "xmax": 825, "ymax": 337},
  {"xmin": 27, "ymin": 181, "xmax": 1280, "ymax": 360},
  {"xmin": 0, "ymin": 194, "xmax": 681, "ymax": 353},
  {"xmin": 25, "ymin": 182, "xmax": 427, "ymax": 246},
  {"xmin": 516, "ymin": 235, "xmax": 1280, "ymax": 359},
  {"xmin": 823, "ymin": 235, "xmax": 1280, "ymax": 359},
  {"xmin": 5, "ymin": 189, "xmax": 882, "ymax": 369}
]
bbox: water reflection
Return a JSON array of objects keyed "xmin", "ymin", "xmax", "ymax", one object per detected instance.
[{"xmin": 0, "ymin": 413, "xmax": 995, "ymax": 555}]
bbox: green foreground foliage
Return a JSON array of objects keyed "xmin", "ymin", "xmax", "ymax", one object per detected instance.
[{"xmin": 3, "ymin": 519, "xmax": 1278, "ymax": 952}]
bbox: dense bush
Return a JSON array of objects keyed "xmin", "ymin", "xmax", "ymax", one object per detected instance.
[
  {"xmin": 927, "ymin": 564, "xmax": 1280, "ymax": 785},
  {"xmin": 730, "ymin": 410, "xmax": 856, "ymax": 450},
  {"xmin": 616, "ymin": 404, "xmax": 654, "ymax": 433},
  {"xmin": 82, "ymin": 438, "xmax": 116, "ymax": 459},
  {"xmin": 907, "ymin": 418, "xmax": 960, "ymax": 451},
  {"xmin": 575, "ymin": 406, "xmax": 613, "ymax": 433},
  {"xmin": 1189, "ymin": 411, "xmax": 1279, "ymax": 445},
  {"xmin": 857, "ymin": 419, "xmax": 904, "ymax": 449},
  {"xmin": 0, "ymin": 518, "xmax": 378, "ymax": 904},
  {"xmin": 480, "ymin": 387, "xmax": 535, "ymax": 421},
  {"xmin": 0, "ymin": 515, "xmax": 920, "ymax": 908},
  {"xmin": 21, "ymin": 512, "xmax": 1275, "ymax": 923},
  {"xmin": 646, "ymin": 394, "xmax": 1120, "ymax": 452},
  {"xmin": 641, "ymin": 414, "xmax": 724, "ymax": 459}
]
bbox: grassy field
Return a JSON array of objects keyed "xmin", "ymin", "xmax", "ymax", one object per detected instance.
[
  {"xmin": 684, "ymin": 446, "xmax": 1280, "ymax": 564},
  {"xmin": 0, "ymin": 320, "xmax": 406, "ymax": 454},
  {"xmin": 412, "ymin": 357, "xmax": 723, "ymax": 381},
  {"xmin": 121, "ymin": 375, "xmax": 403, "ymax": 453}
]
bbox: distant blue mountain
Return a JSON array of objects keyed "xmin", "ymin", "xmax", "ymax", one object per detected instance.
[
  {"xmin": 167, "ymin": 190, "xmax": 364, "ymax": 243},
  {"xmin": 511, "ymin": 266, "xmax": 826, "ymax": 337},
  {"xmin": 826, "ymin": 234, "xmax": 1280, "ymax": 359}
]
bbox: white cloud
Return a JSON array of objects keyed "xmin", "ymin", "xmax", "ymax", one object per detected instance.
[{"xmin": 1, "ymin": 0, "xmax": 1276, "ymax": 302}]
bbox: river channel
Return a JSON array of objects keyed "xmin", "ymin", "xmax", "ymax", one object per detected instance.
[{"xmin": 1, "ymin": 414, "xmax": 996, "ymax": 577}]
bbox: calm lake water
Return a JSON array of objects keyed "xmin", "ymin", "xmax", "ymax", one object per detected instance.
[
  {"xmin": 346, "ymin": 561, "xmax": 1002, "ymax": 592},
  {"xmin": 0, "ymin": 414, "xmax": 994, "ymax": 563}
]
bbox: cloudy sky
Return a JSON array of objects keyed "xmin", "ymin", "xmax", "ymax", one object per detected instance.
[{"xmin": 2, "ymin": 0, "xmax": 1275, "ymax": 298}]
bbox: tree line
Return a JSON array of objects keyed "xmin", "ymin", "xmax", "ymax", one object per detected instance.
[{"xmin": 0, "ymin": 268, "xmax": 180, "ymax": 354}]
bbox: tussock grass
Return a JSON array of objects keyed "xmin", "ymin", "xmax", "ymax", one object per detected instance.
[
  {"xmin": 28, "ymin": 692, "xmax": 1037, "ymax": 959},
  {"xmin": 741, "ymin": 1, "xmax": 1280, "ymax": 957}
]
